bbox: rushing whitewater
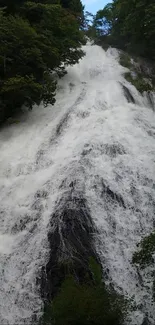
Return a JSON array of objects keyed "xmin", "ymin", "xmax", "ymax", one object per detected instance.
[{"xmin": 0, "ymin": 44, "xmax": 155, "ymax": 324}]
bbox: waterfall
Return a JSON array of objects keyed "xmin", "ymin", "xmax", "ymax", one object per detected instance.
[{"xmin": 0, "ymin": 44, "xmax": 155, "ymax": 324}]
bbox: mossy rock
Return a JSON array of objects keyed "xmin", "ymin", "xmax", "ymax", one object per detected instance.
[
  {"xmin": 119, "ymin": 51, "xmax": 155, "ymax": 93},
  {"xmin": 133, "ymin": 232, "xmax": 155, "ymax": 302},
  {"xmin": 119, "ymin": 53, "xmax": 132, "ymax": 69},
  {"xmin": 124, "ymin": 72, "xmax": 154, "ymax": 93},
  {"xmin": 133, "ymin": 232, "xmax": 155, "ymax": 268},
  {"xmin": 42, "ymin": 258, "xmax": 128, "ymax": 325},
  {"xmin": 6, "ymin": 117, "xmax": 20, "ymax": 124}
]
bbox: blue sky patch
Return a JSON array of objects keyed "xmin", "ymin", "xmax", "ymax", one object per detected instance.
[{"xmin": 82, "ymin": 0, "xmax": 110, "ymax": 14}]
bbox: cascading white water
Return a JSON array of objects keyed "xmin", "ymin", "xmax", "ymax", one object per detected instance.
[{"xmin": 0, "ymin": 44, "xmax": 155, "ymax": 324}]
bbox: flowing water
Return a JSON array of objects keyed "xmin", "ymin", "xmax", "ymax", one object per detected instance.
[{"xmin": 0, "ymin": 44, "xmax": 155, "ymax": 324}]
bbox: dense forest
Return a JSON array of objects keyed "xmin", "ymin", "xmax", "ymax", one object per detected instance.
[
  {"xmin": 0, "ymin": 0, "xmax": 85, "ymax": 123},
  {"xmin": 87, "ymin": 0, "xmax": 155, "ymax": 60}
]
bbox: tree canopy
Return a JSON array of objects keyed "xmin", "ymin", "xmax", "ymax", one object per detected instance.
[
  {"xmin": 0, "ymin": 0, "xmax": 85, "ymax": 123},
  {"xmin": 91, "ymin": 0, "xmax": 155, "ymax": 60}
]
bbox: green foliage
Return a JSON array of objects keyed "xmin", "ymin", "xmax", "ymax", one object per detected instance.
[
  {"xmin": 0, "ymin": 0, "xmax": 85, "ymax": 123},
  {"xmin": 84, "ymin": 12, "xmax": 98, "ymax": 39},
  {"xmin": 133, "ymin": 232, "xmax": 155, "ymax": 268},
  {"xmin": 43, "ymin": 258, "xmax": 128, "ymax": 325},
  {"xmin": 133, "ymin": 232, "xmax": 155, "ymax": 302},
  {"xmin": 124, "ymin": 72, "xmax": 153, "ymax": 94},
  {"xmin": 119, "ymin": 53, "xmax": 132, "ymax": 69},
  {"xmin": 1, "ymin": 75, "xmax": 42, "ymax": 109},
  {"xmin": 119, "ymin": 52, "xmax": 155, "ymax": 93},
  {"xmin": 0, "ymin": 14, "xmax": 47, "ymax": 120},
  {"xmin": 92, "ymin": 0, "xmax": 155, "ymax": 60},
  {"xmin": 94, "ymin": 3, "xmax": 114, "ymax": 36}
]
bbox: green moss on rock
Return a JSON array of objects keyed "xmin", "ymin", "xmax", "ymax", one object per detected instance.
[
  {"xmin": 124, "ymin": 72, "xmax": 153, "ymax": 93},
  {"xmin": 119, "ymin": 52, "xmax": 155, "ymax": 94},
  {"xmin": 133, "ymin": 232, "xmax": 155, "ymax": 302},
  {"xmin": 119, "ymin": 53, "xmax": 132, "ymax": 69},
  {"xmin": 42, "ymin": 258, "xmax": 128, "ymax": 325},
  {"xmin": 133, "ymin": 232, "xmax": 155, "ymax": 268}
]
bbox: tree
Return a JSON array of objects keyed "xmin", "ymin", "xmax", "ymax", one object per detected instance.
[
  {"xmin": 0, "ymin": 13, "xmax": 56, "ymax": 121},
  {"xmin": 94, "ymin": 4, "xmax": 114, "ymax": 36},
  {"xmin": 93, "ymin": 0, "xmax": 155, "ymax": 59},
  {"xmin": 0, "ymin": 0, "xmax": 85, "ymax": 123},
  {"xmin": 60, "ymin": 0, "xmax": 83, "ymax": 13}
]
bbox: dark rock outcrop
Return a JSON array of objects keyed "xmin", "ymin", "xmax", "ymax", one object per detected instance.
[
  {"xmin": 40, "ymin": 181, "xmax": 99, "ymax": 302},
  {"xmin": 122, "ymin": 85, "xmax": 135, "ymax": 103}
]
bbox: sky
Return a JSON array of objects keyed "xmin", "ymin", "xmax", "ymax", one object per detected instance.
[{"xmin": 82, "ymin": 0, "xmax": 110, "ymax": 14}]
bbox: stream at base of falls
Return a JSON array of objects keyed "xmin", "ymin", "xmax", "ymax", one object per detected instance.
[{"xmin": 0, "ymin": 44, "xmax": 155, "ymax": 325}]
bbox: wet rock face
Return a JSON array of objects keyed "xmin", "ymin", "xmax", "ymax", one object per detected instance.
[
  {"xmin": 146, "ymin": 92, "xmax": 155, "ymax": 111},
  {"xmin": 40, "ymin": 183, "xmax": 98, "ymax": 302},
  {"xmin": 122, "ymin": 85, "xmax": 135, "ymax": 103}
]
